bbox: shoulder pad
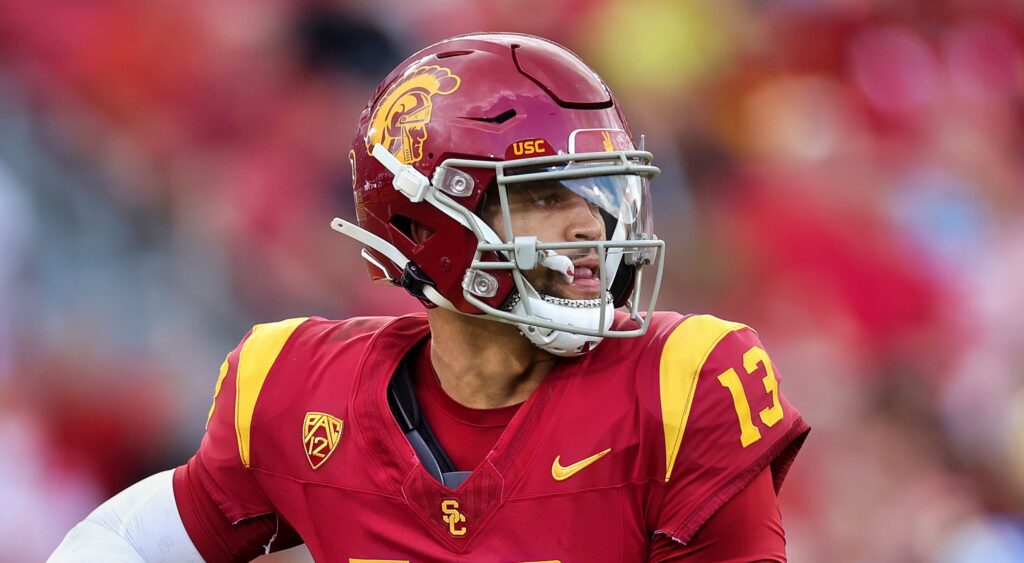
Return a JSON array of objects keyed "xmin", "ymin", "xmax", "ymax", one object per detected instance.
[
  {"xmin": 232, "ymin": 317, "xmax": 310, "ymax": 467},
  {"xmin": 658, "ymin": 314, "xmax": 750, "ymax": 481}
]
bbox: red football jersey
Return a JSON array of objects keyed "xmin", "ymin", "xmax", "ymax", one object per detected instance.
[{"xmin": 188, "ymin": 312, "xmax": 809, "ymax": 562}]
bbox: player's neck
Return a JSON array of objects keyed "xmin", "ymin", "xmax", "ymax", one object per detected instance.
[{"xmin": 425, "ymin": 307, "xmax": 556, "ymax": 409}]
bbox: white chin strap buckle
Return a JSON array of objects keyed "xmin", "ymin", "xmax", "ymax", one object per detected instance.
[{"xmin": 372, "ymin": 143, "xmax": 430, "ymax": 202}]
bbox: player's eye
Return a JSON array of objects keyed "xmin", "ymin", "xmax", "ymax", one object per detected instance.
[
  {"xmin": 541, "ymin": 185, "xmax": 578, "ymax": 206},
  {"xmin": 522, "ymin": 185, "xmax": 562, "ymax": 208},
  {"xmin": 533, "ymin": 194, "xmax": 559, "ymax": 207}
]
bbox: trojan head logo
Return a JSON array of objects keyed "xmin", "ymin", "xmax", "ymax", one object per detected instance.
[
  {"xmin": 303, "ymin": 412, "xmax": 343, "ymax": 470},
  {"xmin": 366, "ymin": 65, "xmax": 461, "ymax": 164}
]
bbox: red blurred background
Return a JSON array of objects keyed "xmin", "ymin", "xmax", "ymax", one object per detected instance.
[{"xmin": 1, "ymin": 0, "xmax": 1022, "ymax": 560}]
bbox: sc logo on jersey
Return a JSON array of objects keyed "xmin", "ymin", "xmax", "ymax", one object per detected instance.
[{"xmin": 440, "ymin": 499, "xmax": 467, "ymax": 536}]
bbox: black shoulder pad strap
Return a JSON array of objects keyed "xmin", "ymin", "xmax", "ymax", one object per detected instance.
[{"xmin": 387, "ymin": 342, "xmax": 460, "ymax": 481}]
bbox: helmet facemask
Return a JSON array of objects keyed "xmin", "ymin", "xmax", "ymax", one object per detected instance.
[{"xmin": 432, "ymin": 150, "xmax": 665, "ymax": 356}]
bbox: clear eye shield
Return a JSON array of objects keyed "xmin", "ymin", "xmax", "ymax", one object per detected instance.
[{"xmin": 495, "ymin": 163, "xmax": 656, "ymax": 268}]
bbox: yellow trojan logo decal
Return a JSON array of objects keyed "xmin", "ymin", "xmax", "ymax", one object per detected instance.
[
  {"xmin": 440, "ymin": 499, "xmax": 467, "ymax": 536},
  {"xmin": 366, "ymin": 65, "xmax": 461, "ymax": 164},
  {"xmin": 303, "ymin": 412, "xmax": 343, "ymax": 470}
]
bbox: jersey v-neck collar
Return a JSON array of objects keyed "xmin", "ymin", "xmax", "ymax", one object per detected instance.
[{"xmin": 347, "ymin": 314, "xmax": 580, "ymax": 550}]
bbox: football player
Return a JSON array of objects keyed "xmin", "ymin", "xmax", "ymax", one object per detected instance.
[{"xmin": 52, "ymin": 33, "xmax": 809, "ymax": 562}]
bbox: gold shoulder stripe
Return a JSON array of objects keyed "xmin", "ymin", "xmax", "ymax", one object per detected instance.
[
  {"xmin": 659, "ymin": 315, "xmax": 748, "ymax": 482},
  {"xmin": 205, "ymin": 355, "xmax": 231, "ymax": 429},
  {"xmin": 235, "ymin": 317, "xmax": 309, "ymax": 467}
]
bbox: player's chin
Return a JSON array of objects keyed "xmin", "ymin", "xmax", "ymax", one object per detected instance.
[{"xmin": 539, "ymin": 278, "xmax": 604, "ymax": 302}]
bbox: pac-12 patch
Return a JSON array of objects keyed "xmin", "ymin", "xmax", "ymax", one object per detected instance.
[{"xmin": 303, "ymin": 412, "xmax": 343, "ymax": 470}]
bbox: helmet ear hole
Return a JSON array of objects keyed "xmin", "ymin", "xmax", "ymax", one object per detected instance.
[{"xmin": 390, "ymin": 215, "xmax": 435, "ymax": 245}]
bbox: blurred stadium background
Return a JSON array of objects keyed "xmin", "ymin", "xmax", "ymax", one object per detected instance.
[{"xmin": 1, "ymin": 0, "xmax": 1023, "ymax": 561}]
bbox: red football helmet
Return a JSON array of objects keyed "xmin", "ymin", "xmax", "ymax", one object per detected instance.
[{"xmin": 333, "ymin": 32, "xmax": 664, "ymax": 356}]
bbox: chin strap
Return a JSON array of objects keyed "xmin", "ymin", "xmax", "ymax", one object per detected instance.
[
  {"xmin": 371, "ymin": 143, "xmax": 430, "ymax": 202},
  {"xmin": 331, "ymin": 218, "xmax": 465, "ymax": 313},
  {"xmin": 331, "ymin": 218, "xmax": 410, "ymax": 271}
]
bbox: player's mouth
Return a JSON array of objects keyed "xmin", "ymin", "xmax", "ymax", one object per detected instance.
[{"xmin": 567, "ymin": 257, "xmax": 602, "ymax": 293}]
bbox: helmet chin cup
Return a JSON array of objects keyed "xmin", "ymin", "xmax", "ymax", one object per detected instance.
[{"xmin": 507, "ymin": 291, "xmax": 615, "ymax": 357}]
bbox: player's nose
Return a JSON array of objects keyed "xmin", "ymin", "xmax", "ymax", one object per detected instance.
[{"xmin": 564, "ymin": 195, "xmax": 604, "ymax": 242}]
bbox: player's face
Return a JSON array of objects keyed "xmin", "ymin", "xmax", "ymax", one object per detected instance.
[{"xmin": 482, "ymin": 181, "xmax": 607, "ymax": 301}]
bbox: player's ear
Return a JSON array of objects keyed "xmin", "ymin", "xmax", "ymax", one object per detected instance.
[
  {"xmin": 409, "ymin": 220, "xmax": 434, "ymax": 245},
  {"xmin": 388, "ymin": 215, "xmax": 435, "ymax": 245}
]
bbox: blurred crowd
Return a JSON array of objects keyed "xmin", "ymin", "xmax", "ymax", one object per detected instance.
[{"xmin": 0, "ymin": 0, "xmax": 1022, "ymax": 560}]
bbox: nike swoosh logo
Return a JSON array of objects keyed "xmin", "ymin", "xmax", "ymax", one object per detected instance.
[{"xmin": 551, "ymin": 448, "xmax": 612, "ymax": 481}]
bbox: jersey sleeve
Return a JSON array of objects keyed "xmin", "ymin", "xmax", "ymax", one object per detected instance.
[
  {"xmin": 186, "ymin": 317, "xmax": 310, "ymax": 523},
  {"xmin": 653, "ymin": 315, "xmax": 810, "ymax": 544},
  {"xmin": 648, "ymin": 467, "xmax": 785, "ymax": 562}
]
